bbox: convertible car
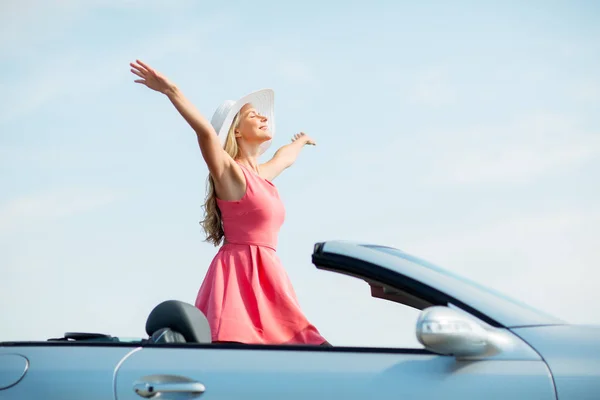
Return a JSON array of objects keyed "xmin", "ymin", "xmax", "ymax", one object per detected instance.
[{"xmin": 1, "ymin": 241, "xmax": 598, "ymax": 399}]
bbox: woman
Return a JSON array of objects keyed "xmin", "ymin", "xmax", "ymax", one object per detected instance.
[{"xmin": 130, "ymin": 59, "xmax": 329, "ymax": 346}]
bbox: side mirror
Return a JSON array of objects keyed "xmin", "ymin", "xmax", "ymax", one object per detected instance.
[{"xmin": 416, "ymin": 306, "xmax": 493, "ymax": 358}]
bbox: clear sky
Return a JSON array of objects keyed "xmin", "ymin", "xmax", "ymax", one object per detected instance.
[{"xmin": 1, "ymin": 0, "xmax": 599, "ymax": 347}]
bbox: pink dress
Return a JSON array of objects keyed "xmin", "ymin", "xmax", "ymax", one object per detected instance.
[{"xmin": 195, "ymin": 162, "xmax": 326, "ymax": 345}]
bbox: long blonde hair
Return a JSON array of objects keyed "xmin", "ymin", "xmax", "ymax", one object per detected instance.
[{"xmin": 200, "ymin": 111, "xmax": 242, "ymax": 246}]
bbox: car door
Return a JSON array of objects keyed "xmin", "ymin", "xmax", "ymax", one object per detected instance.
[
  {"xmin": 0, "ymin": 341, "xmax": 136, "ymax": 400},
  {"xmin": 115, "ymin": 344, "xmax": 555, "ymax": 400},
  {"xmin": 114, "ymin": 241, "xmax": 557, "ymax": 400}
]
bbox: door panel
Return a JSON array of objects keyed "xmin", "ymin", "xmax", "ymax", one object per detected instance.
[
  {"xmin": 0, "ymin": 345, "xmax": 136, "ymax": 400},
  {"xmin": 115, "ymin": 346, "xmax": 556, "ymax": 400}
]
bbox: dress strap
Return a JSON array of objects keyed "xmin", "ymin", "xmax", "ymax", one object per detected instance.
[
  {"xmin": 236, "ymin": 161, "xmax": 263, "ymax": 183},
  {"xmin": 235, "ymin": 161, "xmax": 258, "ymax": 176},
  {"xmin": 236, "ymin": 160, "xmax": 275, "ymax": 187}
]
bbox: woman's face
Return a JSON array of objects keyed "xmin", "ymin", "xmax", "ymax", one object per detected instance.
[{"xmin": 236, "ymin": 103, "xmax": 271, "ymax": 144}]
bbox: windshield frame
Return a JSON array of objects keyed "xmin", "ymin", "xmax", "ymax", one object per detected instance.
[
  {"xmin": 315, "ymin": 241, "xmax": 565, "ymax": 328},
  {"xmin": 364, "ymin": 244, "xmax": 561, "ymax": 319}
]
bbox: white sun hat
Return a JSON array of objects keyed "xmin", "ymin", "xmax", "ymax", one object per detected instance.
[{"xmin": 210, "ymin": 88, "xmax": 275, "ymax": 155}]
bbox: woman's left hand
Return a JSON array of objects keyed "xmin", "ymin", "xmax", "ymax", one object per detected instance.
[{"xmin": 292, "ymin": 132, "xmax": 316, "ymax": 146}]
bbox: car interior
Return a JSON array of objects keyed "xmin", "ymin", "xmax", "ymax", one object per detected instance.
[{"xmin": 47, "ymin": 300, "xmax": 213, "ymax": 345}]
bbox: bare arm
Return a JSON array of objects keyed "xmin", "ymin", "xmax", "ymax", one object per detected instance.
[
  {"xmin": 130, "ymin": 60, "xmax": 233, "ymax": 180},
  {"xmin": 164, "ymin": 86, "xmax": 233, "ymax": 179},
  {"xmin": 260, "ymin": 132, "xmax": 316, "ymax": 181}
]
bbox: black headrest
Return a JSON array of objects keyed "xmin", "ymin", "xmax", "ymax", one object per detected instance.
[
  {"xmin": 149, "ymin": 327, "xmax": 186, "ymax": 344},
  {"xmin": 145, "ymin": 300, "xmax": 212, "ymax": 344}
]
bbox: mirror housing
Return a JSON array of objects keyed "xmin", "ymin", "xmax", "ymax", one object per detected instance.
[{"xmin": 416, "ymin": 306, "xmax": 495, "ymax": 358}]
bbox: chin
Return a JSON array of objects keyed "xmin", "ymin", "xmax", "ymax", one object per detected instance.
[
  {"xmin": 249, "ymin": 129, "xmax": 272, "ymax": 144},
  {"xmin": 258, "ymin": 131, "xmax": 272, "ymax": 142}
]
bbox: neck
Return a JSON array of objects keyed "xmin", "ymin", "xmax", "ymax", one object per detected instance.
[{"xmin": 235, "ymin": 148, "xmax": 261, "ymax": 174}]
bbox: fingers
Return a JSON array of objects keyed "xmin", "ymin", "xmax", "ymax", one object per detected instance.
[
  {"xmin": 130, "ymin": 60, "xmax": 149, "ymax": 75},
  {"xmin": 291, "ymin": 132, "xmax": 316, "ymax": 145},
  {"xmin": 130, "ymin": 68, "xmax": 145, "ymax": 79},
  {"xmin": 136, "ymin": 59, "xmax": 153, "ymax": 73},
  {"xmin": 130, "ymin": 65, "xmax": 146, "ymax": 78},
  {"xmin": 130, "ymin": 61, "xmax": 150, "ymax": 87}
]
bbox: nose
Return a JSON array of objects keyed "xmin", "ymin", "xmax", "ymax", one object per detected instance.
[{"xmin": 260, "ymin": 114, "xmax": 268, "ymax": 122}]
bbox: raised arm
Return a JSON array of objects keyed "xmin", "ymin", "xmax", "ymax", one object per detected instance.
[
  {"xmin": 260, "ymin": 132, "xmax": 316, "ymax": 181},
  {"xmin": 130, "ymin": 60, "xmax": 232, "ymax": 180}
]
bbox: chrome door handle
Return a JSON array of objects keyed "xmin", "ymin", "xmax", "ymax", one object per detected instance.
[{"xmin": 133, "ymin": 376, "xmax": 206, "ymax": 398}]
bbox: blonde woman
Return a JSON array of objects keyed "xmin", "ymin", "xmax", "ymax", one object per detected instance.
[{"xmin": 130, "ymin": 60, "xmax": 329, "ymax": 346}]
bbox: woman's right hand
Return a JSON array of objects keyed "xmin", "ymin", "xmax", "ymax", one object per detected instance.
[
  {"xmin": 130, "ymin": 59, "xmax": 176, "ymax": 95},
  {"xmin": 130, "ymin": 58, "xmax": 235, "ymax": 188}
]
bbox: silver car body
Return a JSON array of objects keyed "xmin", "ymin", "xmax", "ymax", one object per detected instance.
[{"xmin": 1, "ymin": 240, "xmax": 598, "ymax": 399}]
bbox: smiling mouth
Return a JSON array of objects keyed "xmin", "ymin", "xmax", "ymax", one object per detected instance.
[{"xmin": 259, "ymin": 126, "xmax": 268, "ymax": 130}]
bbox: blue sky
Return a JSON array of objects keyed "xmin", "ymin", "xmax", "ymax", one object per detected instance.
[{"xmin": 1, "ymin": 0, "xmax": 599, "ymax": 347}]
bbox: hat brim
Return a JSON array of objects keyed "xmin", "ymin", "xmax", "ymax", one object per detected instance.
[{"xmin": 215, "ymin": 89, "xmax": 275, "ymax": 156}]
